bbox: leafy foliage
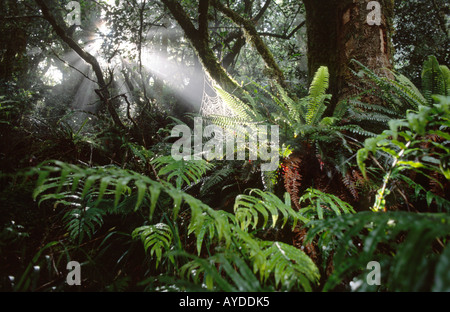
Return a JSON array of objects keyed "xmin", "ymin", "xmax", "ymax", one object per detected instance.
[
  {"xmin": 352, "ymin": 59, "xmax": 425, "ymax": 113},
  {"xmin": 421, "ymin": 55, "xmax": 450, "ymax": 104},
  {"xmin": 299, "ymin": 188, "xmax": 356, "ymax": 220},
  {"xmin": 28, "ymin": 159, "xmax": 321, "ymax": 291},
  {"xmin": 357, "ymin": 96, "xmax": 450, "ymax": 212},
  {"xmin": 307, "ymin": 211, "xmax": 450, "ymax": 291},
  {"xmin": 234, "ymin": 189, "xmax": 306, "ymax": 231},
  {"xmin": 132, "ymin": 223, "xmax": 173, "ymax": 268},
  {"xmin": 63, "ymin": 207, "xmax": 105, "ymax": 244},
  {"xmin": 1, "ymin": 0, "xmax": 449, "ymax": 295}
]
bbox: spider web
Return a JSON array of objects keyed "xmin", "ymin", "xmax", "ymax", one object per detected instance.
[{"xmin": 199, "ymin": 75, "xmax": 234, "ymax": 117}]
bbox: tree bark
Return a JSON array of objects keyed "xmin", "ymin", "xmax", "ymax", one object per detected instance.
[
  {"xmin": 303, "ymin": 0, "xmax": 395, "ymax": 114},
  {"xmin": 161, "ymin": 0, "xmax": 245, "ymax": 99}
]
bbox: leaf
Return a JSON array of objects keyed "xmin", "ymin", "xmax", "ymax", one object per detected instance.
[{"xmin": 432, "ymin": 244, "xmax": 450, "ymax": 292}]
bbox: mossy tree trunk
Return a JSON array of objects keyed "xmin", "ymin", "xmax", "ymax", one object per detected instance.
[
  {"xmin": 161, "ymin": 0, "xmax": 245, "ymax": 99},
  {"xmin": 303, "ymin": 0, "xmax": 395, "ymax": 114},
  {"xmin": 211, "ymin": 0, "xmax": 287, "ymax": 88}
]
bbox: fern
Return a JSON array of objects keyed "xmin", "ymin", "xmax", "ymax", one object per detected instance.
[
  {"xmin": 256, "ymin": 241, "xmax": 320, "ymax": 291},
  {"xmin": 307, "ymin": 211, "xmax": 450, "ymax": 291},
  {"xmin": 151, "ymin": 155, "xmax": 214, "ymax": 190},
  {"xmin": 421, "ymin": 55, "xmax": 450, "ymax": 104},
  {"xmin": 352, "ymin": 59, "xmax": 427, "ymax": 114},
  {"xmin": 306, "ymin": 66, "xmax": 332, "ymax": 126},
  {"xmin": 178, "ymin": 238, "xmax": 320, "ymax": 292},
  {"xmin": 63, "ymin": 207, "xmax": 105, "ymax": 243},
  {"xmin": 273, "ymin": 83, "xmax": 301, "ymax": 123},
  {"xmin": 0, "ymin": 96, "xmax": 17, "ymax": 124},
  {"xmin": 132, "ymin": 223, "xmax": 174, "ymax": 268},
  {"xmin": 357, "ymin": 97, "xmax": 450, "ymax": 211},
  {"xmin": 215, "ymin": 86, "xmax": 261, "ymax": 122},
  {"xmin": 30, "ymin": 160, "xmax": 238, "ymax": 256},
  {"xmin": 234, "ymin": 189, "xmax": 308, "ymax": 231},
  {"xmin": 178, "ymin": 251, "xmax": 265, "ymax": 291},
  {"xmin": 299, "ymin": 188, "xmax": 356, "ymax": 220},
  {"xmin": 199, "ymin": 167, "xmax": 235, "ymax": 197}
]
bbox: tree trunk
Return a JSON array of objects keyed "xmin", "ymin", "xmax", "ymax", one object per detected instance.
[
  {"xmin": 303, "ymin": 0, "xmax": 395, "ymax": 114},
  {"xmin": 35, "ymin": 0, "xmax": 126, "ymax": 130},
  {"xmin": 161, "ymin": 0, "xmax": 246, "ymax": 100},
  {"xmin": 212, "ymin": 0, "xmax": 287, "ymax": 88}
]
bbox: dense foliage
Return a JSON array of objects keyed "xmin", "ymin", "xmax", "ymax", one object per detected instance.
[{"xmin": 0, "ymin": 0, "xmax": 449, "ymax": 293}]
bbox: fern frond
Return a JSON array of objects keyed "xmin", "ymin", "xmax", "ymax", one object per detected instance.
[
  {"xmin": 199, "ymin": 167, "xmax": 234, "ymax": 196},
  {"xmin": 179, "ymin": 251, "xmax": 263, "ymax": 291},
  {"xmin": 307, "ymin": 211, "xmax": 450, "ymax": 291},
  {"xmin": 299, "ymin": 188, "xmax": 355, "ymax": 220},
  {"xmin": 215, "ymin": 86, "xmax": 259, "ymax": 122},
  {"xmin": 422, "ymin": 56, "xmax": 449, "ymax": 103},
  {"xmin": 203, "ymin": 114, "xmax": 256, "ymax": 129},
  {"xmin": 309, "ymin": 66, "xmax": 330, "ymax": 99},
  {"xmin": 306, "ymin": 66, "xmax": 331, "ymax": 126},
  {"xmin": 352, "ymin": 59, "xmax": 427, "ymax": 110},
  {"xmin": 234, "ymin": 189, "xmax": 308, "ymax": 231},
  {"xmin": 348, "ymin": 99, "xmax": 402, "ymax": 117},
  {"xmin": 333, "ymin": 125, "xmax": 377, "ymax": 138},
  {"xmin": 257, "ymin": 241, "xmax": 320, "ymax": 291},
  {"xmin": 63, "ymin": 207, "xmax": 105, "ymax": 243},
  {"xmin": 151, "ymin": 156, "xmax": 215, "ymax": 189},
  {"xmin": 132, "ymin": 223, "xmax": 173, "ymax": 268},
  {"xmin": 274, "ymin": 83, "xmax": 300, "ymax": 122}
]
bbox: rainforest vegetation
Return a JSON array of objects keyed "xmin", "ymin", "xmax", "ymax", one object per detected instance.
[{"xmin": 0, "ymin": 0, "xmax": 449, "ymax": 292}]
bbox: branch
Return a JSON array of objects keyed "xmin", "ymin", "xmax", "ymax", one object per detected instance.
[
  {"xmin": 218, "ymin": 1, "xmax": 273, "ymax": 71},
  {"xmin": 198, "ymin": 0, "xmax": 210, "ymax": 39},
  {"xmin": 161, "ymin": 0, "xmax": 245, "ymax": 98},
  {"xmin": 211, "ymin": 0, "xmax": 286, "ymax": 87},
  {"xmin": 258, "ymin": 20, "xmax": 305, "ymax": 39},
  {"xmin": 50, "ymin": 49, "xmax": 98, "ymax": 84},
  {"xmin": 34, "ymin": 0, "xmax": 126, "ymax": 130}
]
